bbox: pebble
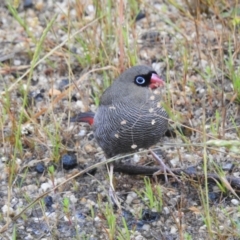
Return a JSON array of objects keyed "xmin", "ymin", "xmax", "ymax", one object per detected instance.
[
  {"xmin": 94, "ymin": 216, "xmax": 101, "ymax": 222},
  {"xmin": 41, "ymin": 182, "xmax": 52, "ymax": 192},
  {"xmin": 135, "ymin": 11, "xmax": 146, "ymax": 21},
  {"xmin": 219, "ymin": 225, "xmax": 224, "ymax": 230},
  {"xmin": 69, "ymin": 194, "xmax": 78, "ymax": 204},
  {"xmin": 58, "ymin": 78, "xmax": 69, "ymax": 91},
  {"xmin": 126, "ymin": 192, "xmax": 137, "ymax": 204},
  {"xmin": 169, "ymin": 197, "xmax": 178, "ymax": 207},
  {"xmin": 87, "ymin": 5, "xmax": 95, "ymax": 13},
  {"xmin": 44, "ymin": 196, "xmax": 53, "ymax": 207},
  {"xmin": 35, "ymin": 162, "xmax": 45, "ymax": 173},
  {"xmin": 84, "ymin": 144, "xmax": 95, "ymax": 153},
  {"xmin": 80, "ymin": 197, "xmax": 87, "ymax": 204},
  {"xmin": 222, "ymin": 162, "xmax": 234, "ymax": 171},
  {"xmin": 35, "ymin": 0, "xmax": 44, "ymax": 11},
  {"xmin": 61, "ymin": 154, "xmax": 77, "ymax": 170},
  {"xmin": 135, "ymin": 236, "xmax": 144, "ymax": 240},
  {"xmin": 78, "ymin": 129, "xmax": 87, "ymax": 137},
  {"xmin": 141, "ymin": 224, "xmax": 150, "ymax": 231},
  {"xmin": 133, "ymin": 153, "xmax": 140, "ymax": 163},
  {"xmin": 231, "ymin": 199, "xmax": 239, "ymax": 206},
  {"xmin": 2, "ymin": 205, "xmax": 14, "ymax": 216},
  {"xmin": 63, "ymin": 216, "xmax": 71, "ymax": 222},
  {"xmin": 170, "ymin": 226, "xmax": 177, "ymax": 234},
  {"xmin": 233, "ymin": 172, "xmax": 240, "ymax": 178},
  {"xmin": 75, "ymin": 100, "xmax": 85, "ymax": 110},
  {"xmin": 13, "ymin": 59, "xmax": 21, "ymax": 66},
  {"xmin": 170, "ymin": 157, "xmax": 179, "ymax": 167},
  {"xmin": 163, "ymin": 207, "xmax": 170, "ymax": 215},
  {"xmin": 24, "ymin": 0, "xmax": 33, "ymax": 9},
  {"xmin": 208, "ymin": 192, "xmax": 219, "ymax": 202},
  {"xmin": 86, "ymin": 199, "xmax": 96, "ymax": 208}
]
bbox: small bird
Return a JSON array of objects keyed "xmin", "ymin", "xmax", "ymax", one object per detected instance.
[{"xmin": 71, "ymin": 65, "xmax": 170, "ymax": 177}]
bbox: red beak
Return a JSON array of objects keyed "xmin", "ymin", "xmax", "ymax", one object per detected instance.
[{"xmin": 149, "ymin": 73, "xmax": 165, "ymax": 89}]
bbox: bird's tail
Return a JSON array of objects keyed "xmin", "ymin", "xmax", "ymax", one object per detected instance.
[{"xmin": 70, "ymin": 112, "xmax": 95, "ymax": 125}]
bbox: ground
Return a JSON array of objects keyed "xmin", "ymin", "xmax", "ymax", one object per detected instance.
[{"xmin": 0, "ymin": 0, "xmax": 240, "ymax": 239}]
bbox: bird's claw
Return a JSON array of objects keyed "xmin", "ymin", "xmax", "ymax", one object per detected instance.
[{"xmin": 150, "ymin": 150, "xmax": 181, "ymax": 183}]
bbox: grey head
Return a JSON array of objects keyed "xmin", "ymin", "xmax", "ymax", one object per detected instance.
[{"xmin": 93, "ymin": 65, "xmax": 168, "ymax": 157}]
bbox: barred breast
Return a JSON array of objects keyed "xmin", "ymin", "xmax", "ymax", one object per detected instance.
[{"xmin": 93, "ymin": 91, "xmax": 168, "ymax": 158}]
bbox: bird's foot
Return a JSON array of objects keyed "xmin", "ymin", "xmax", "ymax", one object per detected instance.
[
  {"xmin": 150, "ymin": 150, "xmax": 181, "ymax": 183},
  {"xmin": 108, "ymin": 164, "xmax": 122, "ymax": 209}
]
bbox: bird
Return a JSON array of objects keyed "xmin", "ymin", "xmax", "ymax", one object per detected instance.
[{"xmin": 71, "ymin": 65, "xmax": 173, "ymax": 179}]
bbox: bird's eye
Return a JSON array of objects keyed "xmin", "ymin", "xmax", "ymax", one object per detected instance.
[{"xmin": 135, "ymin": 76, "xmax": 146, "ymax": 85}]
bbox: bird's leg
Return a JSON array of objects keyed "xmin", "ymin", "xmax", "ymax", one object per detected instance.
[
  {"xmin": 150, "ymin": 150, "xmax": 181, "ymax": 183},
  {"xmin": 107, "ymin": 163, "xmax": 122, "ymax": 209}
]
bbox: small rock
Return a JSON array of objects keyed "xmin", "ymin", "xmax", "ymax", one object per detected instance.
[
  {"xmin": 24, "ymin": 0, "xmax": 33, "ymax": 9},
  {"xmin": 208, "ymin": 192, "xmax": 219, "ymax": 202},
  {"xmin": 44, "ymin": 196, "xmax": 53, "ymax": 207},
  {"xmin": 141, "ymin": 224, "xmax": 150, "ymax": 231},
  {"xmin": 61, "ymin": 154, "xmax": 77, "ymax": 170},
  {"xmin": 2, "ymin": 205, "xmax": 14, "ymax": 216},
  {"xmin": 222, "ymin": 162, "xmax": 234, "ymax": 172},
  {"xmin": 219, "ymin": 225, "xmax": 224, "ymax": 230},
  {"xmin": 69, "ymin": 194, "xmax": 77, "ymax": 204},
  {"xmin": 41, "ymin": 182, "xmax": 52, "ymax": 192},
  {"xmin": 133, "ymin": 153, "xmax": 140, "ymax": 163},
  {"xmin": 135, "ymin": 236, "xmax": 144, "ymax": 240},
  {"xmin": 0, "ymin": 156, "xmax": 7, "ymax": 162},
  {"xmin": 126, "ymin": 193, "xmax": 135, "ymax": 205},
  {"xmin": 231, "ymin": 199, "xmax": 239, "ymax": 205},
  {"xmin": 233, "ymin": 172, "xmax": 240, "ymax": 178},
  {"xmin": 13, "ymin": 59, "xmax": 21, "ymax": 66},
  {"xmin": 78, "ymin": 129, "xmax": 87, "ymax": 137},
  {"xmin": 94, "ymin": 216, "xmax": 101, "ymax": 222},
  {"xmin": 84, "ymin": 144, "xmax": 94, "ymax": 153},
  {"xmin": 135, "ymin": 11, "xmax": 145, "ymax": 21},
  {"xmin": 170, "ymin": 157, "xmax": 179, "ymax": 167},
  {"xmin": 163, "ymin": 206, "xmax": 170, "ymax": 215},
  {"xmin": 75, "ymin": 100, "xmax": 85, "ymax": 110},
  {"xmin": 58, "ymin": 79, "xmax": 69, "ymax": 91},
  {"xmin": 35, "ymin": 162, "xmax": 45, "ymax": 173},
  {"xmin": 87, "ymin": 5, "xmax": 95, "ymax": 13},
  {"xmin": 80, "ymin": 197, "xmax": 87, "ymax": 204},
  {"xmin": 35, "ymin": 0, "xmax": 43, "ymax": 10},
  {"xmin": 170, "ymin": 225, "xmax": 177, "ymax": 234}
]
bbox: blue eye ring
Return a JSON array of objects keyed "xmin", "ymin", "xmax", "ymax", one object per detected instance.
[{"xmin": 135, "ymin": 76, "xmax": 146, "ymax": 85}]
